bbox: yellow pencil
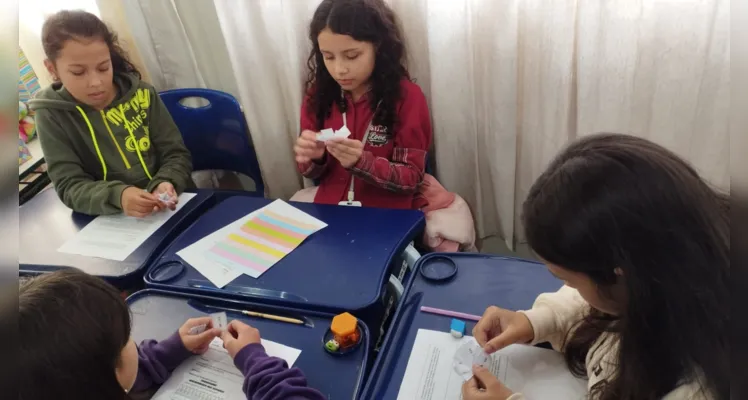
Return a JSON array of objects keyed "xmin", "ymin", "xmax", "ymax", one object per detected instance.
[
  {"xmin": 203, "ymin": 304, "xmax": 305, "ymax": 325},
  {"xmin": 241, "ymin": 310, "xmax": 304, "ymax": 325}
]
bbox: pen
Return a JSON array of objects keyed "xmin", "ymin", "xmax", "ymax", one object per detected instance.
[
  {"xmin": 420, "ymin": 306, "xmax": 482, "ymax": 322},
  {"xmin": 187, "ymin": 280, "xmax": 308, "ymax": 302}
]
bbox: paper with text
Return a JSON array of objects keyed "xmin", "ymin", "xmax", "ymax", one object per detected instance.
[
  {"xmin": 397, "ymin": 329, "xmax": 587, "ymax": 400},
  {"xmin": 58, "ymin": 193, "xmax": 196, "ymax": 261},
  {"xmin": 152, "ymin": 337, "xmax": 301, "ymax": 400}
]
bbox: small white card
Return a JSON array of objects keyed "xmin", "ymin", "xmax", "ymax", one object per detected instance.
[{"xmin": 210, "ymin": 312, "xmax": 228, "ymax": 330}]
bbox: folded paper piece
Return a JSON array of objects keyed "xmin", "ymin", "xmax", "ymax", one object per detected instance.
[{"xmin": 316, "ymin": 125, "xmax": 351, "ymax": 142}]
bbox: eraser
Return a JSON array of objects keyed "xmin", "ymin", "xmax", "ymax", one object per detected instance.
[{"xmin": 450, "ymin": 319, "xmax": 466, "ymax": 338}]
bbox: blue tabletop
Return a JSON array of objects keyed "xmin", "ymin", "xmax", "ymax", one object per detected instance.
[
  {"xmin": 145, "ymin": 196, "xmax": 425, "ymax": 312},
  {"xmin": 361, "ymin": 253, "xmax": 564, "ymax": 399},
  {"xmin": 127, "ymin": 289, "xmax": 370, "ymax": 399},
  {"xmin": 19, "ymin": 188, "xmax": 214, "ymax": 286}
]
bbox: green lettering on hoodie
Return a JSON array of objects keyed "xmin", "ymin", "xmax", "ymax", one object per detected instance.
[{"xmin": 29, "ymin": 73, "xmax": 193, "ymax": 215}]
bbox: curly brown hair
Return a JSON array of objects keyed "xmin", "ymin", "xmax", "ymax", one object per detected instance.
[
  {"xmin": 305, "ymin": 0, "xmax": 409, "ymax": 136},
  {"xmin": 42, "ymin": 10, "xmax": 141, "ymax": 79}
]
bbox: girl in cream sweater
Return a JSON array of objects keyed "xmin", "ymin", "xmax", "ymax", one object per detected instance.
[{"xmin": 463, "ymin": 134, "xmax": 728, "ymax": 400}]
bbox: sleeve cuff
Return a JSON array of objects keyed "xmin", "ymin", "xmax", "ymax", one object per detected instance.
[
  {"xmin": 518, "ymin": 306, "xmax": 557, "ymax": 346},
  {"xmin": 146, "ymin": 178, "xmax": 169, "ymax": 193},
  {"xmin": 109, "ymin": 184, "xmax": 130, "ymax": 209},
  {"xmin": 350, "ymin": 150, "xmax": 374, "ymax": 173},
  {"xmin": 233, "ymin": 343, "xmax": 269, "ymax": 370},
  {"xmin": 158, "ymin": 332, "xmax": 194, "ymax": 366}
]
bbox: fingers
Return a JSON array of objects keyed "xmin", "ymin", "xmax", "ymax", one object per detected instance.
[
  {"xmin": 471, "ymin": 365, "xmax": 496, "ymax": 387},
  {"xmin": 483, "ymin": 327, "xmax": 522, "ymax": 354},
  {"xmin": 220, "ymin": 329, "xmax": 235, "ymax": 343},
  {"xmin": 472, "ymin": 365, "xmax": 513, "ymax": 398},
  {"xmin": 300, "ymin": 130, "xmax": 318, "ymax": 141},
  {"xmin": 185, "ymin": 317, "xmax": 213, "ymax": 328},
  {"xmin": 462, "ymin": 376, "xmax": 485, "ymax": 400},
  {"xmin": 195, "ymin": 327, "xmax": 222, "ymax": 342},
  {"xmin": 228, "ymin": 319, "xmax": 250, "ymax": 334}
]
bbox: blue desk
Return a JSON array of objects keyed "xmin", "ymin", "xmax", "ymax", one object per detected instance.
[
  {"xmin": 361, "ymin": 253, "xmax": 563, "ymax": 399},
  {"xmin": 145, "ymin": 195, "xmax": 425, "ymax": 313},
  {"xmin": 19, "ymin": 188, "xmax": 214, "ymax": 288},
  {"xmin": 127, "ymin": 289, "xmax": 369, "ymax": 398}
]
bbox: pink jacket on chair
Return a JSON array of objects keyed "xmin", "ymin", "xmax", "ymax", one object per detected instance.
[{"xmin": 413, "ymin": 174, "xmax": 476, "ymax": 252}]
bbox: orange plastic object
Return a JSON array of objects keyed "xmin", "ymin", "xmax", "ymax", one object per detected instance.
[{"xmin": 331, "ymin": 312, "xmax": 360, "ymax": 349}]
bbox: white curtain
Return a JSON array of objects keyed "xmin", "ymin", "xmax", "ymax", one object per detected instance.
[
  {"xmin": 389, "ymin": 0, "xmax": 729, "ymax": 247},
  {"xmin": 116, "ymin": 0, "xmax": 730, "ymax": 248}
]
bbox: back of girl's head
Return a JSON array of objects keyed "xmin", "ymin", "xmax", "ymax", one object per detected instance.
[
  {"xmin": 19, "ymin": 269, "xmax": 131, "ymax": 400},
  {"xmin": 522, "ymin": 133, "xmax": 728, "ymax": 399},
  {"xmin": 306, "ymin": 0, "xmax": 408, "ymax": 132},
  {"xmin": 42, "ymin": 9, "xmax": 140, "ymax": 78}
]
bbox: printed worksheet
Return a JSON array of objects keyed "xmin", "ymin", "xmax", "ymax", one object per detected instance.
[
  {"xmin": 152, "ymin": 338, "xmax": 301, "ymax": 400},
  {"xmin": 58, "ymin": 192, "xmax": 196, "ymax": 261},
  {"xmin": 397, "ymin": 329, "xmax": 588, "ymax": 400}
]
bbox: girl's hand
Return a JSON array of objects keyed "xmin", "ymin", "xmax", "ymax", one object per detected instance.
[
  {"xmin": 220, "ymin": 320, "xmax": 262, "ymax": 359},
  {"xmin": 178, "ymin": 317, "xmax": 222, "ymax": 354},
  {"xmin": 473, "ymin": 306, "xmax": 535, "ymax": 354},
  {"xmin": 295, "ymin": 130, "xmax": 326, "ymax": 163},
  {"xmin": 121, "ymin": 187, "xmax": 161, "ymax": 217},
  {"xmin": 462, "ymin": 365, "xmax": 515, "ymax": 400},
  {"xmin": 152, "ymin": 181, "xmax": 177, "ymax": 211},
  {"xmin": 326, "ymin": 138, "xmax": 364, "ymax": 169}
]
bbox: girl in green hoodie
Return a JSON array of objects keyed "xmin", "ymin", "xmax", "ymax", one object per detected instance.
[{"xmin": 30, "ymin": 10, "xmax": 194, "ymax": 217}]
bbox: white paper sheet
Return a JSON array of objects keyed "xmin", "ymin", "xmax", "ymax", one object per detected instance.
[
  {"xmin": 177, "ymin": 199, "xmax": 327, "ymax": 288},
  {"xmin": 57, "ymin": 193, "xmax": 196, "ymax": 261},
  {"xmin": 398, "ymin": 329, "xmax": 588, "ymax": 400},
  {"xmin": 152, "ymin": 337, "xmax": 301, "ymax": 400}
]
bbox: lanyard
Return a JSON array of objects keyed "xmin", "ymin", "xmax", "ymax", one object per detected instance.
[{"xmin": 341, "ymin": 99, "xmax": 381, "ymax": 203}]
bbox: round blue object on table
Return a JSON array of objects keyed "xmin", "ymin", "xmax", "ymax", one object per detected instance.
[
  {"xmin": 147, "ymin": 261, "xmax": 186, "ymax": 283},
  {"xmin": 419, "ymin": 255, "xmax": 457, "ymax": 282}
]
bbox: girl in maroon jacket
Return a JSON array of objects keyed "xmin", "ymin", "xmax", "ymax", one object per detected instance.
[{"xmin": 294, "ymin": 0, "xmax": 432, "ymax": 210}]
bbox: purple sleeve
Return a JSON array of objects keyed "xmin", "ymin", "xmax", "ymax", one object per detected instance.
[
  {"xmin": 129, "ymin": 332, "xmax": 193, "ymax": 393},
  {"xmin": 234, "ymin": 343, "xmax": 326, "ymax": 400}
]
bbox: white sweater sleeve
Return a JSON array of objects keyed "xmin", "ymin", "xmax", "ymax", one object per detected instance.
[{"xmin": 518, "ymin": 285, "xmax": 588, "ymax": 351}]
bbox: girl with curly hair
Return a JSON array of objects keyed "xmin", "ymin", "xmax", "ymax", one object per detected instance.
[{"xmin": 294, "ymin": 0, "xmax": 432, "ymax": 209}]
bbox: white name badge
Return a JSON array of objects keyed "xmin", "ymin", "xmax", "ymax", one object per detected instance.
[{"xmin": 338, "ymin": 201, "xmax": 362, "ymax": 207}]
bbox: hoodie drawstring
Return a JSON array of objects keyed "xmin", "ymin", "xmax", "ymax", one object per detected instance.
[
  {"xmin": 75, "ymin": 105, "xmax": 153, "ymax": 182},
  {"xmin": 76, "ymin": 106, "xmax": 107, "ymax": 181}
]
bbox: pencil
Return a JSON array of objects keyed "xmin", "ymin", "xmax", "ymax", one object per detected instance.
[
  {"xmin": 241, "ymin": 310, "xmax": 305, "ymax": 325},
  {"xmin": 201, "ymin": 303, "xmax": 305, "ymax": 325}
]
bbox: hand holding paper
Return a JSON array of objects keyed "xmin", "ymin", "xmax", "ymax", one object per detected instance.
[
  {"xmin": 473, "ymin": 306, "xmax": 535, "ymax": 354},
  {"xmin": 326, "ymin": 138, "xmax": 364, "ymax": 168},
  {"xmin": 462, "ymin": 365, "xmax": 515, "ymax": 400},
  {"xmin": 178, "ymin": 317, "xmax": 222, "ymax": 354},
  {"xmin": 295, "ymin": 130, "xmax": 325, "ymax": 163},
  {"xmin": 220, "ymin": 320, "xmax": 262, "ymax": 358}
]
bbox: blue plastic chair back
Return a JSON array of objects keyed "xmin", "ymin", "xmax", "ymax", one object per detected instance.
[{"xmin": 159, "ymin": 88, "xmax": 265, "ymax": 196}]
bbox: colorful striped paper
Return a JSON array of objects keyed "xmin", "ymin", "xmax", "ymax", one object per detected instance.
[{"xmin": 205, "ymin": 200, "xmax": 327, "ymax": 278}]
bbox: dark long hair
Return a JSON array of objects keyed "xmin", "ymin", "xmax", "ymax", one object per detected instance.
[
  {"xmin": 19, "ymin": 269, "xmax": 133, "ymax": 400},
  {"xmin": 522, "ymin": 133, "xmax": 729, "ymax": 400},
  {"xmin": 305, "ymin": 0, "xmax": 408, "ymax": 134},
  {"xmin": 42, "ymin": 10, "xmax": 141, "ymax": 79}
]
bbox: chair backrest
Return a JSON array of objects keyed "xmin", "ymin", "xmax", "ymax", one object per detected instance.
[{"xmin": 159, "ymin": 88, "xmax": 264, "ymax": 195}]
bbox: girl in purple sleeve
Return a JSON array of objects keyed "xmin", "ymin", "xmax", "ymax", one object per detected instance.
[{"xmin": 18, "ymin": 269, "xmax": 326, "ymax": 400}]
